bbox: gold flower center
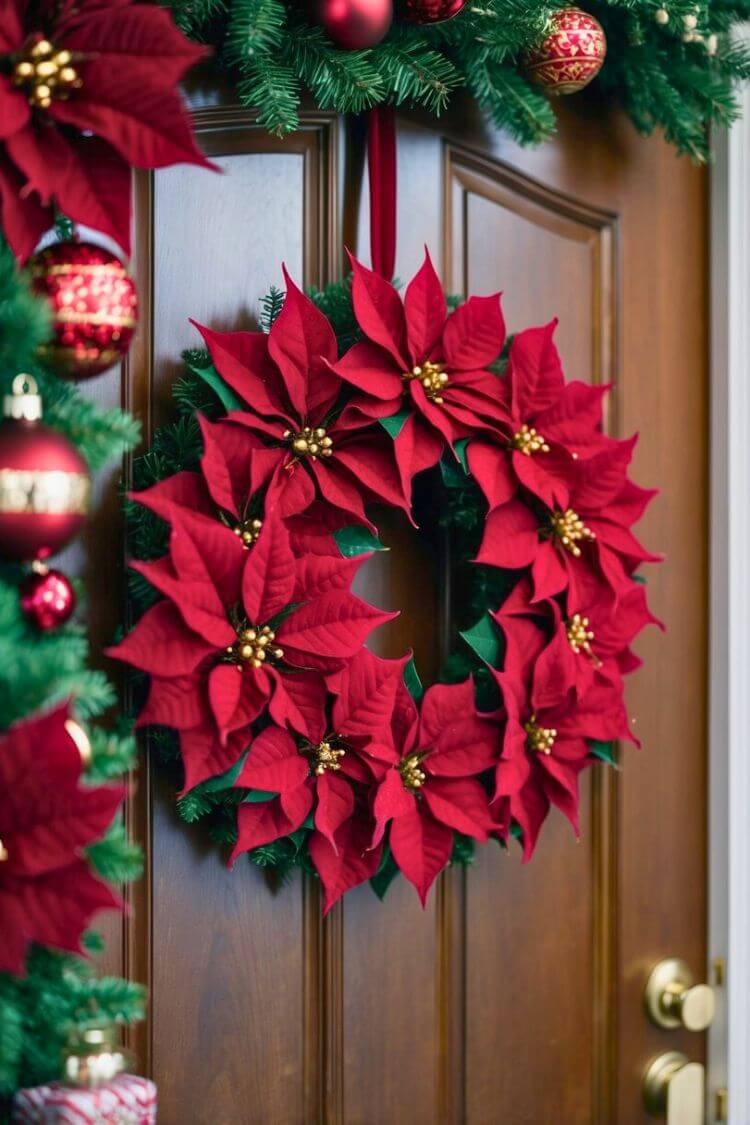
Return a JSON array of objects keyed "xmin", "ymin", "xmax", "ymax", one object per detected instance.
[
  {"xmin": 403, "ymin": 361, "xmax": 448, "ymax": 404},
  {"xmin": 524, "ymin": 715, "xmax": 557, "ymax": 756},
  {"xmin": 566, "ymin": 613, "xmax": 595, "ymax": 655},
  {"xmin": 0, "ymin": 839, "xmax": 7, "ymax": 862},
  {"xmin": 309, "ymin": 739, "xmax": 346, "ymax": 776},
  {"xmin": 512, "ymin": 424, "xmax": 549, "ymax": 456},
  {"xmin": 12, "ymin": 38, "xmax": 81, "ymax": 110},
  {"xmin": 228, "ymin": 625, "xmax": 284, "ymax": 669},
  {"xmin": 233, "ymin": 517, "xmax": 263, "ymax": 548},
  {"xmin": 399, "ymin": 753, "xmax": 427, "ymax": 790},
  {"xmin": 284, "ymin": 426, "xmax": 333, "ymax": 459},
  {"xmin": 550, "ymin": 508, "xmax": 596, "ymax": 557}
]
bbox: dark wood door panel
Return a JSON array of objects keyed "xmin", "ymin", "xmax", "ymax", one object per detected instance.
[{"xmin": 116, "ymin": 97, "xmax": 708, "ymax": 1124}]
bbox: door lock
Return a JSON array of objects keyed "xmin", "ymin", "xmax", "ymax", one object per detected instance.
[
  {"xmin": 643, "ymin": 1052, "xmax": 704, "ymax": 1123},
  {"xmin": 645, "ymin": 958, "xmax": 716, "ymax": 1032}
]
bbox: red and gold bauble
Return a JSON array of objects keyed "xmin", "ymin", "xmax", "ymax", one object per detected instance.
[
  {"xmin": 0, "ymin": 375, "xmax": 90, "ymax": 562},
  {"xmin": 20, "ymin": 563, "xmax": 76, "ymax": 630},
  {"xmin": 317, "ymin": 0, "xmax": 393, "ymax": 48},
  {"xmin": 524, "ymin": 8, "xmax": 606, "ymax": 95},
  {"xmin": 403, "ymin": 0, "xmax": 465, "ymax": 22},
  {"xmin": 28, "ymin": 241, "xmax": 138, "ymax": 380}
]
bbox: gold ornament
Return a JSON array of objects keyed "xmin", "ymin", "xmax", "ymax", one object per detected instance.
[
  {"xmin": 565, "ymin": 613, "xmax": 595, "ymax": 656},
  {"xmin": 655, "ymin": 7, "xmax": 670, "ymax": 22},
  {"xmin": 12, "ymin": 38, "xmax": 81, "ymax": 110},
  {"xmin": 683, "ymin": 11, "xmax": 698, "ymax": 28},
  {"xmin": 284, "ymin": 426, "xmax": 333, "ymax": 459},
  {"xmin": 309, "ymin": 739, "xmax": 347, "ymax": 775},
  {"xmin": 403, "ymin": 361, "xmax": 449, "ymax": 404},
  {"xmin": 0, "ymin": 839, "xmax": 8, "ymax": 863},
  {"xmin": 63, "ymin": 1022, "xmax": 129, "ymax": 1089},
  {"xmin": 233, "ymin": 517, "xmax": 263, "ymax": 548},
  {"xmin": 524, "ymin": 715, "xmax": 557, "ymax": 755},
  {"xmin": 549, "ymin": 508, "xmax": 596, "ymax": 557},
  {"xmin": 229, "ymin": 624, "xmax": 283, "ymax": 669},
  {"xmin": 399, "ymin": 752, "xmax": 427, "ymax": 790},
  {"xmin": 512, "ymin": 423, "xmax": 550, "ymax": 456}
]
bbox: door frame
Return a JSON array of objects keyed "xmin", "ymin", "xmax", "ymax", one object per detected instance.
[{"xmin": 709, "ymin": 66, "xmax": 750, "ymax": 1123}]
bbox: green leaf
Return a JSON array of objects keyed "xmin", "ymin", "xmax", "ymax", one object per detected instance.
[
  {"xmin": 183, "ymin": 353, "xmax": 245, "ymax": 414},
  {"xmin": 589, "ymin": 740, "xmax": 619, "ymax": 767},
  {"xmin": 379, "ymin": 407, "xmax": 410, "ymax": 440},
  {"xmin": 243, "ymin": 789, "xmax": 278, "ymax": 803},
  {"xmin": 370, "ymin": 847, "xmax": 399, "ymax": 900},
  {"xmin": 403, "ymin": 656, "xmax": 424, "ymax": 703},
  {"xmin": 633, "ymin": 573, "xmax": 647, "ymax": 585},
  {"xmin": 334, "ymin": 526, "xmax": 387, "ymax": 558},
  {"xmin": 460, "ymin": 613, "xmax": 502, "ymax": 669},
  {"xmin": 455, "ymin": 438, "xmax": 470, "ymax": 474},
  {"xmin": 200, "ymin": 750, "xmax": 249, "ymax": 793},
  {"xmin": 440, "ymin": 453, "xmax": 468, "ymax": 489}
]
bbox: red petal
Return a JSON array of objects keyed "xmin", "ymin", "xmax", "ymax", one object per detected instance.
[
  {"xmin": 314, "ymin": 772, "xmax": 355, "ymax": 849},
  {"xmin": 242, "ymin": 513, "xmax": 296, "ymax": 624},
  {"xmin": 133, "ymin": 471, "xmax": 212, "ymax": 523},
  {"xmin": 231, "ymin": 791, "xmax": 309, "ymax": 860},
  {"xmin": 269, "ymin": 670, "xmax": 328, "ymax": 742},
  {"xmin": 349, "ymin": 252, "xmax": 409, "ymax": 367},
  {"xmin": 137, "ymin": 674, "xmax": 207, "ymax": 730},
  {"xmin": 476, "ymin": 501, "xmax": 539, "ymax": 568},
  {"xmin": 466, "ymin": 439, "xmax": 517, "ymax": 511},
  {"xmin": 106, "ymin": 600, "xmax": 213, "ymax": 676},
  {"xmin": 403, "ymin": 248, "xmax": 446, "ymax": 364},
  {"xmin": 530, "ymin": 543, "xmax": 569, "ymax": 602},
  {"xmin": 419, "ymin": 681, "xmax": 498, "ymax": 776},
  {"xmin": 179, "ymin": 725, "xmax": 246, "ymax": 794},
  {"xmin": 442, "ymin": 294, "xmax": 505, "ymax": 370},
  {"xmin": 171, "ymin": 510, "xmax": 246, "ymax": 609},
  {"xmin": 192, "ymin": 322, "xmax": 288, "ymax": 418},
  {"xmin": 293, "ymin": 554, "xmax": 362, "ymax": 602},
  {"xmin": 0, "ymin": 152, "xmax": 51, "ymax": 262},
  {"xmin": 389, "ymin": 806, "xmax": 453, "ymax": 906},
  {"xmin": 508, "ymin": 321, "xmax": 564, "ymax": 419},
  {"xmin": 199, "ymin": 416, "xmax": 262, "ymax": 517},
  {"xmin": 236, "ymin": 725, "xmax": 308, "ymax": 792},
  {"xmin": 421, "ymin": 777, "xmax": 495, "ymax": 840},
  {"xmin": 268, "ymin": 266, "xmax": 340, "ymax": 419},
  {"xmin": 334, "ymin": 438, "xmax": 410, "ymax": 514},
  {"xmin": 331, "ymin": 341, "xmax": 403, "ymax": 400},
  {"xmin": 208, "ymin": 664, "xmax": 244, "ymax": 737},
  {"xmin": 309, "ymin": 817, "xmax": 383, "ymax": 913},
  {"xmin": 372, "ymin": 767, "xmax": 414, "ymax": 845},
  {"xmin": 278, "ymin": 593, "xmax": 397, "ymax": 665},
  {"xmin": 331, "ymin": 648, "xmax": 408, "ymax": 747}
]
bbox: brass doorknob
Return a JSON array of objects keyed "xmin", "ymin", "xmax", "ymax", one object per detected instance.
[
  {"xmin": 644, "ymin": 958, "xmax": 716, "ymax": 1032},
  {"xmin": 643, "ymin": 1052, "xmax": 704, "ymax": 1122}
]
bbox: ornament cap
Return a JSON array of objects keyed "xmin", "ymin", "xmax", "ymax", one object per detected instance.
[{"xmin": 3, "ymin": 374, "xmax": 42, "ymax": 421}]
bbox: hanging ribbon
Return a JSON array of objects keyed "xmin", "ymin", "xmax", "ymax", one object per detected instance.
[{"xmin": 366, "ymin": 106, "xmax": 397, "ymax": 280}]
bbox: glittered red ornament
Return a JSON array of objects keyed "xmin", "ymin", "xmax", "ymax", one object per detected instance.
[
  {"xmin": 28, "ymin": 241, "xmax": 138, "ymax": 380},
  {"xmin": 403, "ymin": 0, "xmax": 465, "ymax": 23},
  {"xmin": 317, "ymin": 0, "xmax": 393, "ymax": 48},
  {"xmin": 0, "ymin": 375, "xmax": 90, "ymax": 563},
  {"xmin": 20, "ymin": 564, "xmax": 76, "ymax": 630},
  {"xmin": 524, "ymin": 8, "xmax": 606, "ymax": 95}
]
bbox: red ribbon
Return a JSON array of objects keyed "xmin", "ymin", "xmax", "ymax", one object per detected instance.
[{"xmin": 367, "ymin": 107, "xmax": 397, "ymax": 280}]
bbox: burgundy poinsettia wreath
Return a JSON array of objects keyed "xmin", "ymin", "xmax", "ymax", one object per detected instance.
[
  {"xmin": 110, "ymin": 249, "xmax": 662, "ymax": 909},
  {"xmin": 0, "ymin": 0, "xmax": 213, "ymax": 260}
]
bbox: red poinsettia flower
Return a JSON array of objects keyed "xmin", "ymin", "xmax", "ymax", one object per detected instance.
[
  {"xmin": 0, "ymin": 0, "xmax": 213, "ymax": 260},
  {"xmin": 132, "ymin": 414, "xmax": 349, "ymax": 558},
  {"xmin": 108, "ymin": 511, "xmax": 396, "ymax": 790},
  {"xmin": 466, "ymin": 322, "xmax": 614, "ymax": 512},
  {"xmin": 231, "ymin": 649, "xmax": 409, "ymax": 911},
  {"xmin": 331, "ymin": 250, "xmax": 507, "ymax": 495},
  {"xmin": 193, "ymin": 269, "xmax": 409, "ymax": 529},
  {"xmin": 494, "ymin": 571, "xmax": 663, "ymax": 702},
  {"xmin": 0, "ymin": 704, "xmax": 124, "ymax": 974},
  {"xmin": 492, "ymin": 658, "xmax": 636, "ymax": 861},
  {"xmin": 371, "ymin": 679, "xmax": 499, "ymax": 904},
  {"xmin": 476, "ymin": 435, "xmax": 661, "ymax": 606}
]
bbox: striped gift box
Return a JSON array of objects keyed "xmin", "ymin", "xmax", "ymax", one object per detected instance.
[{"xmin": 11, "ymin": 1074, "xmax": 156, "ymax": 1124}]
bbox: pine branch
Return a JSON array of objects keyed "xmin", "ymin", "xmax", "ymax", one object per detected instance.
[
  {"xmin": 462, "ymin": 55, "xmax": 557, "ymax": 144},
  {"xmin": 282, "ymin": 23, "xmax": 385, "ymax": 113},
  {"xmin": 377, "ymin": 32, "xmax": 463, "ymax": 111},
  {"xmin": 225, "ymin": 0, "xmax": 286, "ymax": 63},
  {"xmin": 87, "ymin": 820, "xmax": 143, "ymax": 884},
  {"xmin": 237, "ymin": 54, "xmax": 301, "ymax": 134}
]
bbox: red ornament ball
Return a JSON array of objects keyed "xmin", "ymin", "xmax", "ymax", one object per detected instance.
[
  {"xmin": 524, "ymin": 8, "xmax": 606, "ymax": 95},
  {"xmin": 0, "ymin": 376, "xmax": 90, "ymax": 563},
  {"xmin": 28, "ymin": 241, "xmax": 138, "ymax": 380},
  {"xmin": 20, "ymin": 565, "xmax": 76, "ymax": 630},
  {"xmin": 403, "ymin": 0, "xmax": 465, "ymax": 22},
  {"xmin": 317, "ymin": 0, "xmax": 393, "ymax": 48}
]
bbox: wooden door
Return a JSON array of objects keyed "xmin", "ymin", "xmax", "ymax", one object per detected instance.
[{"xmin": 98, "ymin": 85, "xmax": 708, "ymax": 1124}]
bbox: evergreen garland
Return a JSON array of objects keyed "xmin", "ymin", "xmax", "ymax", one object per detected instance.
[
  {"xmin": 0, "ymin": 241, "xmax": 143, "ymax": 1111},
  {"xmin": 168, "ymin": 0, "xmax": 750, "ymax": 158}
]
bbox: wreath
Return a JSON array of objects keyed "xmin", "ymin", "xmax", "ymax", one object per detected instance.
[{"xmin": 111, "ymin": 251, "xmax": 661, "ymax": 909}]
